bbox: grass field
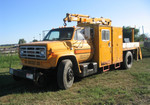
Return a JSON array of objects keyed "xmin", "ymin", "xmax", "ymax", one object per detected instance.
[{"xmin": 0, "ymin": 47, "xmax": 150, "ymax": 105}]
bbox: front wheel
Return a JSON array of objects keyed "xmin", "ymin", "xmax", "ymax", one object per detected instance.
[
  {"xmin": 122, "ymin": 51, "xmax": 133, "ymax": 69},
  {"xmin": 57, "ymin": 59, "xmax": 74, "ymax": 90}
]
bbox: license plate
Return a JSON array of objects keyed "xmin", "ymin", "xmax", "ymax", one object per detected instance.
[
  {"xmin": 9, "ymin": 68, "xmax": 13, "ymax": 74},
  {"xmin": 26, "ymin": 73, "xmax": 33, "ymax": 80}
]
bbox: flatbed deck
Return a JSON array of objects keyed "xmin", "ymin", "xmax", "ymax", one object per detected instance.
[{"xmin": 123, "ymin": 42, "xmax": 140, "ymax": 51}]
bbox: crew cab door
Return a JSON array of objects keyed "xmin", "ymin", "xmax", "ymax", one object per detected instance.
[
  {"xmin": 99, "ymin": 27, "xmax": 112, "ymax": 66},
  {"xmin": 73, "ymin": 28, "xmax": 93, "ymax": 63}
]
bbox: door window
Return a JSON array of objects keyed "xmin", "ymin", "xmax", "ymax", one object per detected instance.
[
  {"xmin": 74, "ymin": 29, "xmax": 85, "ymax": 40},
  {"xmin": 102, "ymin": 30, "xmax": 110, "ymax": 41}
]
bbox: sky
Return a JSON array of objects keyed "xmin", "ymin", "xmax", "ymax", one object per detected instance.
[{"xmin": 0, "ymin": 0, "xmax": 150, "ymax": 44}]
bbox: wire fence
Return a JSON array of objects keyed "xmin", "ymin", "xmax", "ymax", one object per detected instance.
[
  {"xmin": 0, "ymin": 48, "xmax": 21, "ymax": 69},
  {"xmin": 0, "ymin": 47, "xmax": 18, "ymax": 54},
  {"xmin": 144, "ymin": 42, "xmax": 150, "ymax": 49}
]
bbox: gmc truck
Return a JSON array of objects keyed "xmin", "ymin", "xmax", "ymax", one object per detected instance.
[{"xmin": 10, "ymin": 13, "xmax": 142, "ymax": 89}]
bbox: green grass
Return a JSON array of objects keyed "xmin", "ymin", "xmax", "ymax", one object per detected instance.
[
  {"xmin": 0, "ymin": 48, "xmax": 150, "ymax": 105},
  {"xmin": 131, "ymin": 72, "xmax": 150, "ymax": 85},
  {"xmin": 0, "ymin": 54, "xmax": 21, "ymax": 68}
]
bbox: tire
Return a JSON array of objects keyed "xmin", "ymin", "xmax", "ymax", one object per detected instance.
[
  {"xmin": 57, "ymin": 59, "xmax": 74, "ymax": 89},
  {"xmin": 122, "ymin": 51, "xmax": 133, "ymax": 69}
]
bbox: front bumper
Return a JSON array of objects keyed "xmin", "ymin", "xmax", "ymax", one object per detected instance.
[
  {"xmin": 20, "ymin": 57, "xmax": 57, "ymax": 69},
  {"xmin": 9, "ymin": 68, "xmax": 35, "ymax": 80}
]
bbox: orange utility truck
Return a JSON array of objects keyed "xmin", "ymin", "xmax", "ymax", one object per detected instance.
[{"xmin": 10, "ymin": 13, "xmax": 142, "ymax": 89}]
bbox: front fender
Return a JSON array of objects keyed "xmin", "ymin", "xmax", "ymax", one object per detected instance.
[
  {"xmin": 52, "ymin": 51, "xmax": 81, "ymax": 74},
  {"xmin": 54, "ymin": 51, "xmax": 76, "ymax": 66}
]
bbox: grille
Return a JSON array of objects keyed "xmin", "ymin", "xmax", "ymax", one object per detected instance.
[{"xmin": 20, "ymin": 46, "xmax": 46, "ymax": 60}]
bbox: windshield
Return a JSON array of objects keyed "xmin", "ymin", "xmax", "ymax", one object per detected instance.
[{"xmin": 43, "ymin": 28, "xmax": 74, "ymax": 41}]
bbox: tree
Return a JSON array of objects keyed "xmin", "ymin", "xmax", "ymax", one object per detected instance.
[
  {"xmin": 32, "ymin": 39, "xmax": 38, "ymax": 42},
  {"xmin": 18, "ymin": 39, "xmax": 26, "ymax": 44},
  {"xmin": 136, "ymin": 34, "xmax": 147, "ymax": 41},
  {"xmin": 123, "ymin": 26, "xmax": 139, "ymax": 42}
]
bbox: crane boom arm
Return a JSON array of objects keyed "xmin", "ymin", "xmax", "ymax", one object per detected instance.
[{"xmin": 63, "ymin": 13, "xmax": 112, "ymax": 26}]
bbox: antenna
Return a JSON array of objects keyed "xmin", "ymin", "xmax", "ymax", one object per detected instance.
[{"xmin": 142, "ymin": 26, "xmax": 144, "ymax": 34}]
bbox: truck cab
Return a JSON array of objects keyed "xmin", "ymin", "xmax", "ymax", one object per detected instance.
[{"xmin": 19, "ymin": 27, "xmax": 93, "ymax": 69}]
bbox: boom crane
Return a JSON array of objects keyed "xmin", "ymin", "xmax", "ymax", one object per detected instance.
[{"xmin": 63, "ymin": 13, "xmax": 112, "ymax": 26}]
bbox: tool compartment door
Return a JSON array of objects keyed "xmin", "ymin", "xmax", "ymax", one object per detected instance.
[
  {"xmin": 99, "ymin": 27, "xmax": 112, "ymax": 66},
  {"xmin": 112, "ymin": 27, "xmax": 123, "ymax": 63}
]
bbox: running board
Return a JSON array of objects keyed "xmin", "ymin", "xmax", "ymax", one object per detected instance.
[{"xmin": 79, "ymin": 62, "xmax": 97, "ymax": 77}]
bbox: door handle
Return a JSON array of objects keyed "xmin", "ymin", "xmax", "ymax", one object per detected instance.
[{"xmin": 108, "ymin": 42, "xmax": 111, "ymax": 47}]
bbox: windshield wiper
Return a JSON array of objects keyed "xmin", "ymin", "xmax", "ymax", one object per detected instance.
[
  {"xmin": 59, "ymin": 38, "xmax": 71, "ymax": 40},
  {"xmin": 43, "ymin": 39, "xmax": 49, "ymax": 41}
]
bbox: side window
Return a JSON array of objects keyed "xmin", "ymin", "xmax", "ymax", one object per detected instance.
[
  {"xmin": 49, "ymin": 31, "xmax": 59, "ymax": 40},
  {"xmin": 102, "ymin": 30, "xmax": 110, "ymax": 41},
  {"xmin": 74, "ymin": 29, "xmax": 85, "ymax": 40}
]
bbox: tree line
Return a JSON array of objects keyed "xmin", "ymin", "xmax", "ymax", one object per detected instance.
[
  {"xmin": 123, "ymin": 26, "xmax": 147, "ymax": 42},
  {"xmin": 18, "ymin": 39, "xmax": 38, "ymax": 44}
]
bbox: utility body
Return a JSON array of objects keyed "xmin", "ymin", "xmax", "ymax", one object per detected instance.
[{"xmin": 10, "ymin": 13, "xmax": 142, "ymax": 89}]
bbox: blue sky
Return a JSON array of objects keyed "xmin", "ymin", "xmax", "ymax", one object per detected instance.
[{"xmin": 0, "ymin": 0, "xmax": 150, "ymax": 44}]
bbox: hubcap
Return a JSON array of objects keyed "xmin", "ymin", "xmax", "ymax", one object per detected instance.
[
  {"xmin": 127, "ymin": 56, "xmax": 132, "ymax": 65},
  {"xmin": 67, "ymin": 68, "xmax": 74, "ymax": 82}
]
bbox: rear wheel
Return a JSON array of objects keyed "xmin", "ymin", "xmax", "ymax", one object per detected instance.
[
  {"xmin": 122, "ymin": 51, "xmax": 133, "ymax": 69},
  {"xmin": 57, "ymin": 59, "xmax": 74, "ymax": 89}
]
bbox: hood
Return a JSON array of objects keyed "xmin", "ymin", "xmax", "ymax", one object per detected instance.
[{"xmin": 20, "ymin": 41, "xmax": 71, "ymax": 50}]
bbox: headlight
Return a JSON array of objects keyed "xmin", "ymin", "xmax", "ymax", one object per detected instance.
[
  {"xmin": 20, "ymin": 50, "xmax": 24, "ymax": 55},
  {"xmin": 40, "ymin": 50, "xmax": 45, "ymax": 57}
]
